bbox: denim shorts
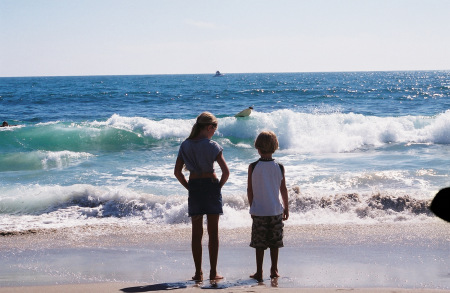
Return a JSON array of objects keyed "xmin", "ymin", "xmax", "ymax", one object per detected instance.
[
  {"xmin": 250, "ymin": 214, "xmax": 284, "ymax": 250},
  {"xmin": 188, "ymin": 178, "xmax": 223, "ymax": 216}
]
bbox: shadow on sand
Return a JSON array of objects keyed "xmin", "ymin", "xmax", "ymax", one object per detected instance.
[
  {"xmin": 121, "ymin": 282, "xmax": 189, "ymax": 292},
  {"xmin": 120, "ymin": 280, "xmax": 228, "ymax": 292},
  {"xmin": 120, "ymin": 278, "xmax": 278, "ymax": 292}
]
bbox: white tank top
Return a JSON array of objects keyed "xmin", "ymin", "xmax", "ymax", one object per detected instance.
[{"xmin": 249, "ymin": 159, "xmax": 284, "ymax": 216}]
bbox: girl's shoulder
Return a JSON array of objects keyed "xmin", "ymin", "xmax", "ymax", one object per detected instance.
[
  {"xmin": 182, "ymin": 138, "xmax": 208, "ymax": 145},
  {"xmin": 182, "ymin": 138, "xmax": 222, "ymax": 151},
  {"xmin": 206, "ymin": 138, "xmax": 222, "ymax": 148}
]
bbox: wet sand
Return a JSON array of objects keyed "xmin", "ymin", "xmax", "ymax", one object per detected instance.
[
  {"xmin": 0, "ymin": 283, "xmax": 449, "ymax": 293},
  {"xmin": 1, "ymin": 222, "xmax": 449, "ymax": 290}
]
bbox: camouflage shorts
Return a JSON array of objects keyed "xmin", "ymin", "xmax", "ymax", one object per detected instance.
[{"xmin": 250, "ymin": 214, "xmax": 284, "ymax": 250}]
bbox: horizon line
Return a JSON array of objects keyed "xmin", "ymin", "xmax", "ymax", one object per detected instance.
[{"xmin": 1, "ymin": 69, "xmax": 449, "ymax": 79}]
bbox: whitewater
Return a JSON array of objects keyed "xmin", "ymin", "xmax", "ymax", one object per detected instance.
[{"xmin": 1, "ymin": 71, "xmax": 449, "ymax": 232}]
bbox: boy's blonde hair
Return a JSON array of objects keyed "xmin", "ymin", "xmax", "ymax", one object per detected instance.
[{"xmin": 254, "ymin": 131, "xmax": 279, "ymax": 154}]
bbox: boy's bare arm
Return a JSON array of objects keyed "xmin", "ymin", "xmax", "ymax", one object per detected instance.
[
  {"xmin": 247, "ymin": 165, "xmax": 254, "ymax": 206},
  {"xmin": 280, "ymin": 175, "xmax": 289, "ymax": 220}
]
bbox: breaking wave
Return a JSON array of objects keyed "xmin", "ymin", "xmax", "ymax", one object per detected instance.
[
  {"xmin": 2, "ymin": 110, "xmax": 449, "ymax": 155},
  {"xmin": 0, "ymin": 184, "xmax": 435, "ymax": 232}
]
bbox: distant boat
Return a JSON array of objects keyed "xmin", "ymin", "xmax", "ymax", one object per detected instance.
[{"xmin": 214, "ymin": 71, "xmax": 224, "ymax": 77}]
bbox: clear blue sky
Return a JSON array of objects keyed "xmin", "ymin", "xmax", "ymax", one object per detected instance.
[{"xmin": 1, "ymin": 0, "xmax": 449, "ymax": 77}]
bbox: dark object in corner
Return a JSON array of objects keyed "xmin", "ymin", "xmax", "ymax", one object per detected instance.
[{"xmin": 430, "ymin": 187, "xmax": 450, "ymax": 222}]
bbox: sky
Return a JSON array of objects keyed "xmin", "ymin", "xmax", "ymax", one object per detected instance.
[{"xmin": 1, "ymin": 0, "xmax": 449, "ymax": 77}]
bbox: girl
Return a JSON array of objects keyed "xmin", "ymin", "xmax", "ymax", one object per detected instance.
[{"xmin": 174, "ymin": 112, "xmax": 229, "ymax": 282}]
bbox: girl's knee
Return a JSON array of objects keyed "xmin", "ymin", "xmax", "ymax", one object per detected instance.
[{"xmin": 192, "ymin": 225, "xmax": 204, "ymax": 238}]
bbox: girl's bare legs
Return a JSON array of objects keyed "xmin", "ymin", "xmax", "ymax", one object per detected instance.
[
  {"xmin": 191, "ymin": 215, "xmax": 203, "ymax": 281},
  {"xmin": 207, "ymin": 214, "xmax": 223, "ymax": 280}
]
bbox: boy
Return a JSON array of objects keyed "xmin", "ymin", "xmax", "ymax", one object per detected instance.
[{"xmin": 247, "ymin": 131, "xmax": 289, "ymax": 282}]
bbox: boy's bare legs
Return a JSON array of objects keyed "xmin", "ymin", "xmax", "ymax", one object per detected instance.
[
  {"xmin": 269, "ymin": 247, "xmax": 280, "ymax": 278},
  {"xmin": 207, "ymin": 214, "xmax": 223, "ymax": 280},
  {"xmin": 191, "ymin": 215, "xmax": 203, "ymax": 281},
  {"xmin": 250, "ymin": 248, "xmax": 264, "ymax": 281}
]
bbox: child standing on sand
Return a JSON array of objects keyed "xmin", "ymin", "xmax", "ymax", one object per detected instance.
[
  {"xmin": 247, "ymin": 131, "xmax": 289, "ymax": 282},
  {"xmin": 174, "ymin": 112, "xmax": 230, "ymax": 282}
]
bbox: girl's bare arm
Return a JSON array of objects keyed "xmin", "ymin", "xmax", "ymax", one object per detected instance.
[
  {"xmin": 174, "ymin": 157, "xmax": 188, "ymax": 190},
  {"xmin": 216, "ymin": 152, "xmax": 229, "ymax": 188}
]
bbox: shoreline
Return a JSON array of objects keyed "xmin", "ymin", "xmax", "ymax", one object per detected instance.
[
  {"xmin": 1, "ymin": 221, "xmax": 449, "ymax": 249},
  {"xmin": 1, "ymin": 222, "xmax": 449, "ymax": 289},
  {"xmin": 1, "ymin": 283, "xmax": 450, "ymax": 293}
]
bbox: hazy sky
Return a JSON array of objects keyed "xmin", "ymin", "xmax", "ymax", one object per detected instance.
[{"xmin": 1, "ymin": 0, "xmax": 449, "ymax": 77}]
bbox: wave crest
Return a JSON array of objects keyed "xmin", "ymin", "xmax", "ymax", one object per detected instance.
[
  {"xmin": 2, "ymin": 111, "xmax": 449, "ymax": 154},
  {"xmin": 219, "ymin": 109, "xmax": 450, "ymax": 153}
]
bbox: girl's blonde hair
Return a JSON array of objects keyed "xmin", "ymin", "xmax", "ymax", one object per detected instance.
[
  {"xmin": 188, "ymin": 112, "xmax": 218, "ymax": 139},
  {"xmin": 254, "ymin": 131, "xmax": 279, "ymax": 154}
]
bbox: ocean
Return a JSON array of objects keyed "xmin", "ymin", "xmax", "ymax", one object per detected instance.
[{"xmin": 1, "ymin": 71, "xmax": 449, "ymax": 232}]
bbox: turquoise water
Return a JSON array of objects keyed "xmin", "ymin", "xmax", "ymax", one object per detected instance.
[{"xmin": 1, "ymin": 71, "xmax": 449, "ymax": 231}]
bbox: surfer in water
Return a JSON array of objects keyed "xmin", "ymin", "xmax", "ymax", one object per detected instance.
[
  {"xmin": 235, "ymin": 107, "xmax": 253, "ymax": 117},
  {"xmin": 0, "ymin": 121, "xmax": 16, "ymax": 127}
]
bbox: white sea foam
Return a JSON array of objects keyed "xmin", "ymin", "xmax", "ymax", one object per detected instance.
[
  {"xmin": 36, "ymin": 121, "xmax": 61, "ymax": 126},
  {"xmin": 0, "ymin": 150, "xmax": 93, "ymax": 171},
  {"xmin": 40, "ymin": 150, "xmax": 94, "ymax": 169},
  {"xmin": 74, "ymin": 110, "xmax": 450, "ymax": 154},
  {"xmin": 0, "ymin": 183, "xmax": 435, "ymax": 232},
  {"xmin": 217, "ymin": 109, "xmax": 450, "ymax": 153},
  {"xmin": 92, "ymin": 114, "xmax": 191, "ymax": 139},
  {"xmin": 92, "ymin": 110, "xmax": 449, "ymax": 152}
]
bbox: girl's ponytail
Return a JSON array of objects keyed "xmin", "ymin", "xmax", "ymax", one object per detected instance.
[
  {"xmin": 188, "ymin": 122, "xmax": 201, "ymax": 139},
  {"xmin": 187, "ymin": 112, "xmax": 218, "ymax": 139}
]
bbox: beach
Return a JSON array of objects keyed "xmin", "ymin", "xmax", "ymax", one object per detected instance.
[
  {"xmin": 2, "ymin": 0, "xmax": 450, "ymax": 287},
  {"xmin": 1, "ymin": 72, "xmax": 450, "ymax": 291},
  {"xmin": 1, "ymin": 221, "xmax": 449, "ymax": 291}
]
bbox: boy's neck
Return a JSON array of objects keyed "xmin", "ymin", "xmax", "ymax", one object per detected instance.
[
  {"xmin": 259, "ymin": 154, "xmax": 273, "ymax": 160},
  {"xmin": 258, "ymin": 150, "xmax": 273, "ymax": 160}
]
